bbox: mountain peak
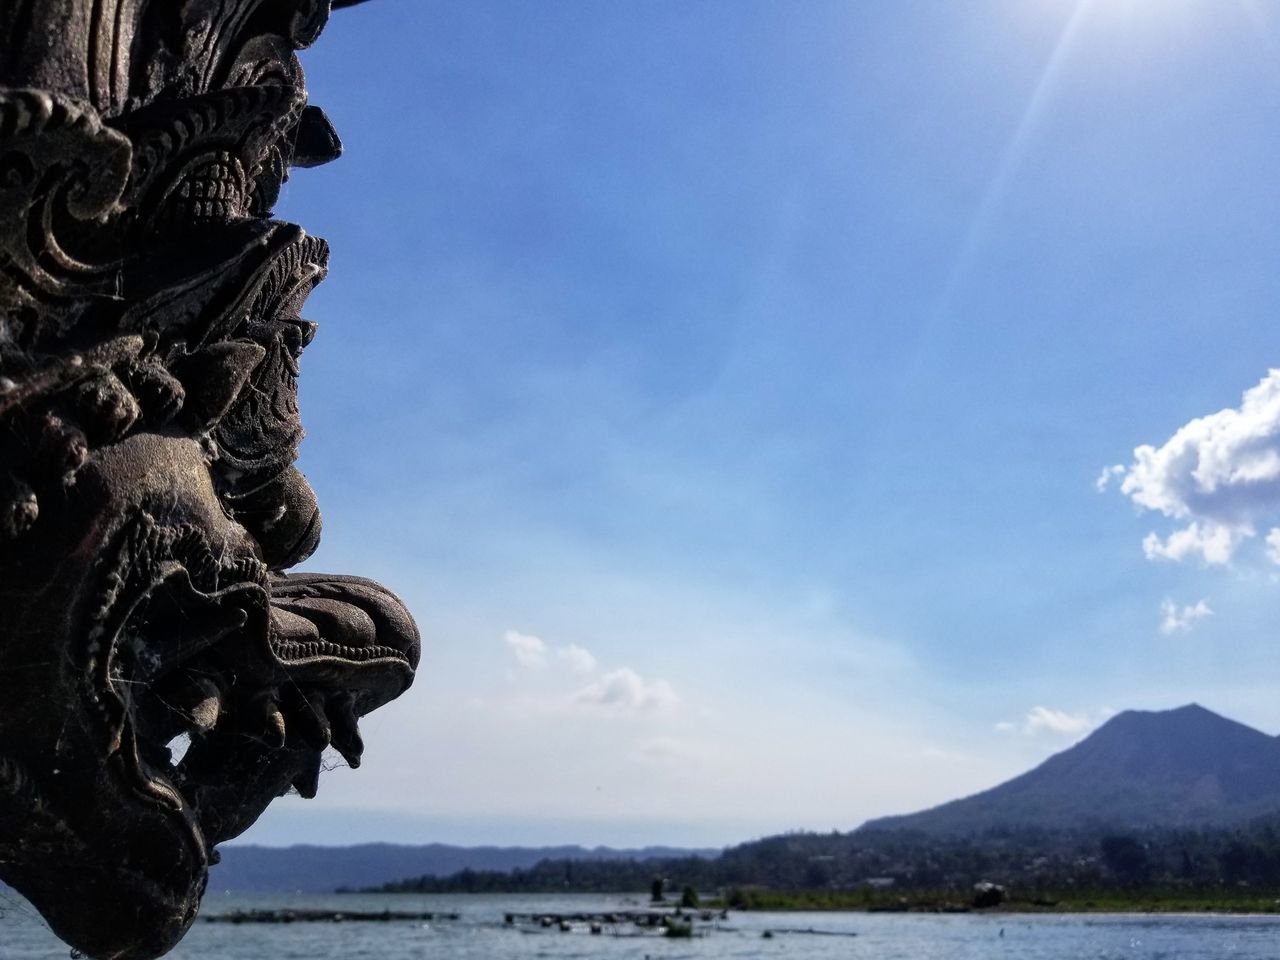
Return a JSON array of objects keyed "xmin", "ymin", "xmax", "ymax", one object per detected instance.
[
  {"xmin": 1102, "ymin": 703, "xmax": 1215, "ymax": 726},
  {"xmin": 862, "ymin": 704, "xmax": 1280, "ymax": 835}
]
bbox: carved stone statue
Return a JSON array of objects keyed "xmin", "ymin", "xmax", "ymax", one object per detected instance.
[{"xmin": 0, "ymin": 2, "xmax": 419, "ymax": 958}]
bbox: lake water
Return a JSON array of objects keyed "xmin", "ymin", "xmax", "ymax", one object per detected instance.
[{"xmin": 6, "ymin": 891, "xmax": 1280, "ymax": 959}]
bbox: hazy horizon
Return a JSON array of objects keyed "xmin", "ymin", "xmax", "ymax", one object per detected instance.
[
  {"xmin": 236, "ymin": 0, "xmax": 1280, "ymax": 849},
  {"xmin": 237, "ymin": 702, "xmax": 1279, "ymax": 849}
]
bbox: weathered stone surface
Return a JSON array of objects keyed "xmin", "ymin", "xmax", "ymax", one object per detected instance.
[{"xmin": 0, "ymin": 3, "xmax": 419, "ymax": 958}]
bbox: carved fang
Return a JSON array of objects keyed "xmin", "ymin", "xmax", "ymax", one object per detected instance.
[
  {"xmin": 292, "ymin": 751, "xmax": 322, "ymax": 799},
  {"xmin": 329, "ymin": 694, "xmax": 363, "ymax": 769}
]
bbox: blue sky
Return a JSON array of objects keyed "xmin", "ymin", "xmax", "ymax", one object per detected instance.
[{"xmin": 239, "ymin": 0, "xmax": 1280, "ymax": 850}]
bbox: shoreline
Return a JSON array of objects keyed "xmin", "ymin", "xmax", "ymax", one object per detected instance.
[
  {"xmin": 339, "ymin": 887, "xmax": 1280, "ymax": 917},
  {"xmin": 702, "ymin": 889, "xmax": 1280, "ymax": 916}
]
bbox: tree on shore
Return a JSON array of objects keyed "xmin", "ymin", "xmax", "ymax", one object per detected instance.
[{"xmin": 651, "ymin": 877, "xmax": 664, "ymax": 902}]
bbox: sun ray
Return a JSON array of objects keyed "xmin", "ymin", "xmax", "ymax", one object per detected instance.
[
  {"xmin": 846, "ymin": 0, "xmax": 1100, "ymax": 495},
  {"xmin": 939, "ymin": 0, "xmax": 1096, "ymax": 317}
]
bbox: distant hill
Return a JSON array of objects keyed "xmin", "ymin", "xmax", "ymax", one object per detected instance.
[
  {"xmin": 321, "ymin": 705, "xmax": 1280, "ymax": 897},
  {"xmin": 210, "ymin": 843, "xmax": 719, "ymax": 892},
  {"xmin": 862, "ymin": 704, "xmax": 1280, "ymax": 835},
  {"xmin": 204, "ymin": 705, "xmax": 1280, "ymax": 893}
]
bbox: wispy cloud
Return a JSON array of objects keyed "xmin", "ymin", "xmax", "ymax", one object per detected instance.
[
  {"xmin": 1109, "ymin": 370, "xmax": 1280, "ymax": 565},
  {"xmin": 920, "ymin": 745, "xmax": 969, "ymax": 763},
  {"xmin": 504, "ymin": 630, "xmax": 547, "ymax": 667},
  {"xmin": 1096, "ymin": 464, "xmax": 1126, "ymax": 493},
  {"xmin": 557, "ymin": 643, "xmax": 598, "ymax": 676},
  {"xmin": 1024, "ymin": 705, "xmax": 1093, "ymax": 735},
  {"xmin": 571, "ymin": 668, "xmax": 678, "ymax": 714},
  {"xmin": 502, "ymin": 632, "xmax": 674, "ymax": 716},
  {"xmin": 1267, "ymin": 529, "xmax": 1280, "ymax": 565},
  {"xmin": 506, "ymin": 633, "xmax": 601, "ymax": 676},
  {"xmin": 1159, "ymin": 598, "xmax": 1213, "ymax": 635},
  {"xmin": 998, "ymin": 705, "xmax": 1109, "ymax": 737}
]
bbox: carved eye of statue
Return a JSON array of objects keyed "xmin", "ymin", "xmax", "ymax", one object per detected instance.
[
  {"xmin": 278, "ymin": 316, "xmax": 318, "ymax": 365},
  {"xmin": 205, "ymin": 233, "xmax": 326, "ymax": 477}
]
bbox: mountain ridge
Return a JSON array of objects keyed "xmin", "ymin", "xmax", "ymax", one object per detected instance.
[
  {"xmin": 205, "ymin": 705, "xmax": 1280, "ymax": 892},
  {"xmin": 209, "ymin": 842, "xmax": 720, "ymax": 892},
  {"xmin": 861, "ymin": 703, "xmax": 1280, "ymax": 835}
]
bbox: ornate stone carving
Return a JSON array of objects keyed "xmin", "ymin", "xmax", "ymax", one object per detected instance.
[{"xmin": 0, "ymin": 2, "xmax": 419, "ymax": 958}]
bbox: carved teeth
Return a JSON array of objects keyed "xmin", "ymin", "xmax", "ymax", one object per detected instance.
[
  {"xmin": 171, "ymin": 156, "xmax": 247, "ymax": 222},
  {"xmin": 181, "ymin": 676, "xmax": 222, "ymax": 733},
  {"xmin": 284, "ymin": 688, "xmax": 330, "ymax": 749},
  {"xmin": 265, "ymin": 707, "xmax": 286, "ymax": 749},
  {"xmin": 245, "ymin": 692, "xmax": 286, "ymax": 749},
  {"xmin": 328, "ymin": 694, "xmax": 363, "ymax": 769},
  {"xmin": 232, "ymin": 690, "xmax": 288, "ymax": 749},
  {"xmin": 292, "ymin": 751, "xmax": 321, "ymax": 799},
  {"xmin": 190, "ymin": 694, "xmax": 220, "ymax": 733}
]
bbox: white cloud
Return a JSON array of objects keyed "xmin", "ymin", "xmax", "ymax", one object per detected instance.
[
  {"xmin": 1095, "ymin": 464, "xmax": 1126, "ymax": 493},
  {"xmin": 502, "ymin": 633, "xmax": 677, "ymax": 718},
  {"xmin": 1267, "ymin": 528, "xmax": 1280, "ymax": 565},
  {"xmin": 1142, "ymin": 521, "xmax": 1244, "ymax": 566},
  {"xmin": 571, "ymin": 667, "xmax": 678, "ymax": 714},
  {"xmin": 504, "ymin": 630, "xmax": 546, "ymax": 667},
  {"xmin": 1111, "ymin": 370, "xmax": 1280, "ymax": 564},
  {"xmin": 996, "ymin": 705, "xmax": 1115, "ymax": 738},
  {"xmin": 556, "ymin": 643, "xmax": 597, "ymax": 676},
  {"xmin": 1159, "ymin": 598, "xmax": 1213, "ymax": 635},
  {"xmin": 1024, "ymin": 705, "xmax": 1092, "ymax": 735}
]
